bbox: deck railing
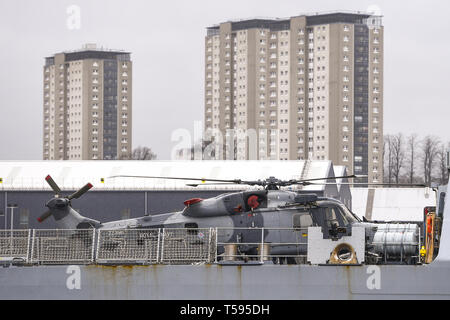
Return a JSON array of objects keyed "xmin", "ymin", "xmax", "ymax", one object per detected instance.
[{"xmin": 0, "ymin": 227, "xmax": 307, "ymax": 265}]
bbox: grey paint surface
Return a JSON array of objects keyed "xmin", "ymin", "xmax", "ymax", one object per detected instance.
[
  {"xmin": 0, "ymin": 185, "xmax": 447, "ymax": 300},
  {"xmin": 1, "ymin": 263, "xmax": 449, "ymax": 300}
]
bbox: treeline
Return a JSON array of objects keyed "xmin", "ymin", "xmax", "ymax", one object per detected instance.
[{"xmin": 384, "ymin": 134, "xmax": 449, "ymax": 186}]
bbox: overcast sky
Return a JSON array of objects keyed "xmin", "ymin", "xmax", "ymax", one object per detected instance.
[{"xmin": 0, "ymin": 0, "xmax": 449, "ymax": 160}]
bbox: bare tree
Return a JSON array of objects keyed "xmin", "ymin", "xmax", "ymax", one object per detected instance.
[
  {"xmin": 391, "ymin": 133, "xmax": 405, "ymax": 184},
  {"xmin": 421, "ymin": 136, "xmax": 440, "ymax": 186},
  {"xmin": 437, "ymin": 142, "xmax": 450, "ymax": 185},
  {"xmin": 383, "ymin": 135, "xmax": 394, "ymax": 184},
  {"xmin": 132, "ymin": 146, "xmax": 157, "ymax": 160},
  {"xmin": 406, "ymin": 134, "xmax": 418, "ymax": 184}
]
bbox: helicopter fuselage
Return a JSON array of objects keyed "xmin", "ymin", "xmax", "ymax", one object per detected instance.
[{"xmin": 97, "ymin": 190, "xmax": 364, "ymax": 257}]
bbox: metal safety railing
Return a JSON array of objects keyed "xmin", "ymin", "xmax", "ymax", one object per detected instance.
[
  {"xmin": 30, "ymin": 229, "xmax": 96, "ymax": 265},
  {"xmin": 0, "ymin": 227, "xmax": 307, "ymax": 265},
  {"xmin": 0, "ymin": 230, "xmax": 31, "ymax": 260},
  {"xmin": 96, "ymin": 228, "xmax": 216, "ymax": 265}
]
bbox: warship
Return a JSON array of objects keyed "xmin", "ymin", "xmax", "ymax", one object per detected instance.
[{"xmin": 0, "ymin": 171, "xmax": 448, "ymax": 301}]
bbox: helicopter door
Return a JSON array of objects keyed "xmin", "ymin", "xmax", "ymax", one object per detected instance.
[
  {"xmin": 292, "ymin": 211, "xmax": 313, "ymax": 255},
  {"xmin": 261, "ymin": 211, "xmax": 281, "ymax": 245}
]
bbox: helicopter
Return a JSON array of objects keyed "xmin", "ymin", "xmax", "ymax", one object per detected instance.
[{"xmin": 38, "ymin": 174, "xmax": 427, "ymax": 264}]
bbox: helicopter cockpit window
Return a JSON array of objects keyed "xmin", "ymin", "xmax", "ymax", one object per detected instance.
[
  {"xmin": 325, "ymin": 207, "xmax": 341, "ymax": 228},
  {"xmin": 324, "ymin": 205, "xmax": 355, "ymax": 227},
  {"xmin": 293, "ymin": 213, "xmax": 313, "ymax": 230}
]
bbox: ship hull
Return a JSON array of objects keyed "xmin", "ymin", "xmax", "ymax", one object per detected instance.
[{"xmin": 1, "ymin": 262, "xmax": 450, "ymax": 300}]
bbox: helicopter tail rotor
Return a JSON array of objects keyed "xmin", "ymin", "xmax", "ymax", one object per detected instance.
[
  {"xmin": 67, "ymin": 183, "xmax": 93, "ymax": 200},
  {"xmin": 39, "ymin": 176, "xmax": 100, "ymax": 228},
  {"xmin": 45, "ymin": 175, "xmax": 62, "ymax": 195},
  {"xmin": 37, "ymin": 210, "xmax": 52, "ymax": 223}
]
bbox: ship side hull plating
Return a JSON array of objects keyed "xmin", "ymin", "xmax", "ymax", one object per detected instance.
[{"xmin": 1, "ymin": 262, "xmax": 450, "ymax": 300}]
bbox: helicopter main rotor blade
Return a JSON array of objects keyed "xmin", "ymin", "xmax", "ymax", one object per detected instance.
[
  {"xmin": 292, "ymin": 174, "xmax": 365, "ymax": 184},
  {"xmin": 306, "ymin": 182, "xmax": 427, "ymax": 187},
  {"xmin": 37, "ymin": 210, "xmax": 52, "ymax": 223},
  {"xmin": 45, "ymin": 175, "xmax": 61, "ymax": 195},
  {"xmin": 108, "ymin": 174, "xmax": 368, "ymax": 188},
  {"xmin": 108, "ymin": 175, "xmax": 245, "ymax": 184},
  {"xmin": 186, "ymin": 182, "xmax": 248, "ymax": 187},
  {"xmin": 67, "ymin": 183, "xmax": 93, "ymax": 200}
]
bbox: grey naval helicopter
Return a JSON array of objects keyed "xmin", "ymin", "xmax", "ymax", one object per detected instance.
[{"xmin": 38, "ymin": 174, "xmax": 427, "ymax": 265}]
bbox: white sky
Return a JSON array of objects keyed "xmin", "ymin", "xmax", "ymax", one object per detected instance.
[{"xmin": 0, "ymin": 0, "xmax": 449, "ymax": 160}]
